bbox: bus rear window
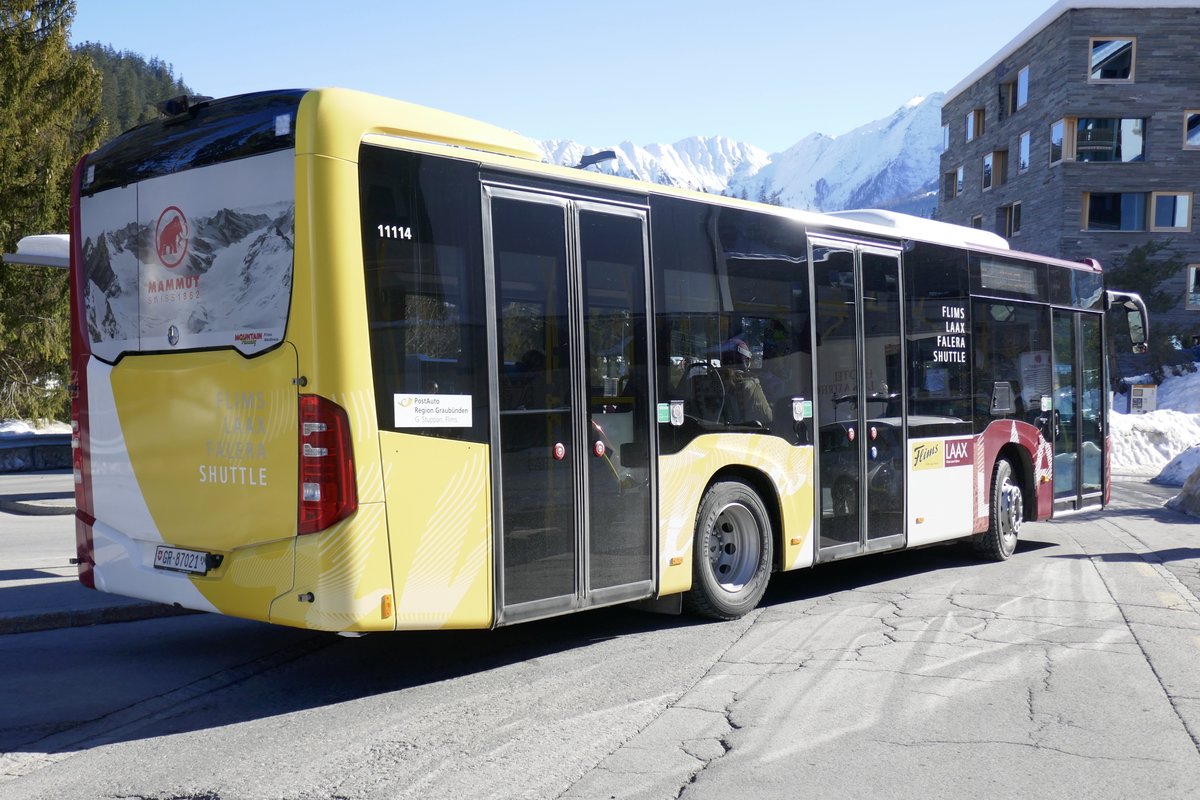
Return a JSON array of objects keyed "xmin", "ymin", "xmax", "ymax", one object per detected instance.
[
  {"xmin": 78, "ymin": 148, "xmax": 295, "ymax": 360},
  {"xmin": 359, "ymin": 146, "xmax": 488, "ymax": 443}
]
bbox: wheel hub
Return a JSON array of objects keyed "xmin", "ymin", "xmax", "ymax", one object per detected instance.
[
  {"xmin": 708, "ymin": 502, "xmax": 758, "ymax": 592},
  {"xmin": 1000, "ymin": 482, "xmax": 1023, "ymax": 539}
]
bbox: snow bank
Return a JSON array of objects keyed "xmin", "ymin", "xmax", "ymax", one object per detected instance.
[
  {"xmin": 0, "ymin": 420, "xmax": 71, "ymax": 437},
  {"xmin": 1109, "ymin": 409, "xmax": 1200, "ymax": 479},
  {"xmin": 1122, "ymin": 366, "xmax": 1200, "ymax": 414},
  {"xmin": 1167, "ymin": 464, "xmax": 1200, "ymax": 517},
  {"xmin": 1155, "ymin": 444, "xmax": 1200, "ymax": 486},
  {"xmin": 1113, "ymin": 364, "xmax": 1200, "ymax": 515}
]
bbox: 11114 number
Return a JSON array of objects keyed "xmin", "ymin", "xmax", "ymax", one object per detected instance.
[{"xmin": 377, "ymin": 224, "xmax": 413, "ymax": 240}]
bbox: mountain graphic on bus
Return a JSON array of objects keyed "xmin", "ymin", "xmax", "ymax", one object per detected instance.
[{"xmin": 81, "ymin": 201, "xmax": 293, "ymax": 355}]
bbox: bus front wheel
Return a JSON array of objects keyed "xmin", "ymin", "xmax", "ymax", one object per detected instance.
[
  {"xmin": 684, "ymin": 481, "xmax": 773, "ymax": 620},
  {"xmin": 976, "ymin": 458, "xmax": 1021, "ymax": 561}
]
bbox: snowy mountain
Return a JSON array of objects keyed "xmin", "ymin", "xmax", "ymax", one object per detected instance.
[
  {"xmin": 537, "ymin": 136, "xmax": 769, "ymax": 194},
  {"xmin": 538, "ymin": 93, "xmax": 944, "ymax": 216}
]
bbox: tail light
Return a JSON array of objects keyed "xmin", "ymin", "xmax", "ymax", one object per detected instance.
[{"xmin": 298, "ymin": 394, "xmax": 357, "ymax": 534}]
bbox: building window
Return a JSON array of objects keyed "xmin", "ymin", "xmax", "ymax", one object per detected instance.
[
  {"xmin": 1075, "ymin": 118, "xmax": 1145, "ymax": 162},
  {"xmin": 1185, "ymin": 111, "xmax": 1200, "ymax": 149},
  {"xmin": 1090, "ymin": 37, "xmax": 1135, "ymax": 82},
  {"xmin": 1187, "ymin": 265, "xmax": 1200, "ymax": 310},
  {"xmin": 1018, "ymin": 131, "xmax": 1031, "ymax": 172},
  {"xmin": 1001, "ymin": 67, "xmax": 1029, "ymax": 118},
  {"xmin": 941, "ymin": 123, "xmax": 949, "ymax": 153},
  {"xmin": 1083, "ymin": 192, "xmax": 1146, "ymax": 231},
  {"xmin": 982, "ymin": 153, "xmax": 994, "ymax": 190},
  {"xmin": 1151, "ymin": 192, "xmax": 1192, "ymax": 232},
  {"xmin": 966, "ymin": 108, "xmax": 984, "ymax": 142},
  {"xmin": 944, "ymin": 166, "xmax": 965, "ymax": 199},
  {"xmin": 971, "ymin": 214, "xmax": 983, "ymax": 229},
  {"xmin": 1004, "ymin": 202, "xmax": 1022, "ymax": 237},
  {"xmin": 1050, "ymin": 120, "xmax": 1066, "ymax": 164}
]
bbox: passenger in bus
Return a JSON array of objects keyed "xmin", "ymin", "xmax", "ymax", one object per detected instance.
[{"xmin": 721, "ymin": 337, "xmax": 772, "ymax": 426}]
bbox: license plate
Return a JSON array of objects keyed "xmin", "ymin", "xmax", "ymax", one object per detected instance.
[{"xmin": 153, "ymin": 545, "xmax": 210, "ymax": 575}]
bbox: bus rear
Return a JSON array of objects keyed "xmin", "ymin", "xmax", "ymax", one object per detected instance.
[{"xmin": 70, "ymin": 91, "xmax": 375, "ymax": 630}]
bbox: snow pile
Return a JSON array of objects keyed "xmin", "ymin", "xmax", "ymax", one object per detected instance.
[
  {"xmin": 1167, "ymin": 462, "xmax": 1200, "ymax": 516},
  {"xmin": 1121, "ymin": 368, "xmax": 1200, "ymax": 414},
  {"xmin": 1158, "ymin": 445, "xmax": 1200, "ymax": 486},
  {"xmin": 1110, "ymin": 364, "xmax": 1200, "ymax": 517},
  {"xmin": 0, "ymin": 420, "xmax": 70, "ymax": 437},
  {"xmin": 1109, "ymin": 409, "xmax": 1200, "ymax": 478}
]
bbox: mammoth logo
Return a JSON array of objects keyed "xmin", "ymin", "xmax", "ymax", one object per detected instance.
[{"xmin": 155, "ymin": 206, "xmax": 189, "ymax": 269}]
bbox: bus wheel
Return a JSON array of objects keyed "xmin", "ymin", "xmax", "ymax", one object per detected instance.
[
  {"xmin": 684, "ymin": 481, "xmax": 773, "ymax": 620},
  {"xmin": 976, "ymin": 458, "xmax": 1021, "ymax": 561}
]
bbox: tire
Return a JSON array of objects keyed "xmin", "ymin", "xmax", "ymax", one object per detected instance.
[
  {"xmin": 976, "ymin": 458, "xmax": 1022, "ymax": 561},
  {"xmin": 683, "ymin": 481, "xmax": 774, "ymax": 620}
]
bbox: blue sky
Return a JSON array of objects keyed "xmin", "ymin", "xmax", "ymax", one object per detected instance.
[{"xmin": 72, "ymin": 1, "xmax": 1057, "ymax": 153}]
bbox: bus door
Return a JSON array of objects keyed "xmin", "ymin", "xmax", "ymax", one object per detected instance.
[
  {"xmin": 811, "ymin": 238, "xmax": 907, "ymax": 561},
  {"xmin": 1051, "ymin": 309, "xmax": 1104, "ymax": 511},
  {"xmin": 484, "ymin": 188, "xmax": 655, "ymax": 624}
]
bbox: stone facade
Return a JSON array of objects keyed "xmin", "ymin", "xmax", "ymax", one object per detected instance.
[{"xmin": 936, "ymin": 4, "xmax": 1200, "ymax": 375}]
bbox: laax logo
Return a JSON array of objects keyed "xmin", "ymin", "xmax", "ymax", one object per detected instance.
[
  {"xmin": 155, "ymin": 206, "xmax": 189, "ymax": 269},
  {"xmin": 945, "ymin": 438, "xmax": 974, "ymax": 467}
]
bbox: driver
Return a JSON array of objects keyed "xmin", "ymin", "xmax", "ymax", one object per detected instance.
[{"xmin": 721, "ymin": 337, "xmax": 772, "ymax": 425}]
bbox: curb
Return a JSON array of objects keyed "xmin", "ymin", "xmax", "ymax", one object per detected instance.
[
  {"xmin": 0, "ymin": 496, "xmax": 74, "ymax": 516},
  {"xmin": 0, "ymin": 601, "xmax": 199, "ymax": 635}
]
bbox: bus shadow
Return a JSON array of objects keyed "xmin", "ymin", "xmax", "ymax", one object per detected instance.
[
  {"xmin": 5, "ymin": 539, "xmax": 1069, "ymax": 756},
  {"xmin": 759, "ymin": 536, "xmax": 1059, "ymax": 609},
  {"xmin": 1, "ymin": 601, "xmax": 710, "ymax": 756}
]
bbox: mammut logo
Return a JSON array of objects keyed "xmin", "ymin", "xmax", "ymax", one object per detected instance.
[{"xmin": 155, "ymin": 206, "xmax": 189, "ymax": 268}]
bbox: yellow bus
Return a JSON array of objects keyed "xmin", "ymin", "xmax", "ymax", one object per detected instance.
[{"xmin": 69, "ymin": 88, "xmax": 1147, "ymax": 632}]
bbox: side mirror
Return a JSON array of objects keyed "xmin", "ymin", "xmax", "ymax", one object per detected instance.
[
  {"xmin": 1126, "ymin": 307, "xmax": 1148, "ymax": 352},
  {"xmin": 1106, "ymin": 290, "xmax": 1149, "ymax": 354}
]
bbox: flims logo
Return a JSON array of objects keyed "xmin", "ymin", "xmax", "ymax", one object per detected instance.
[{"xmin": 155, "ymin": 206, "xmax": 189, "ymax": 269}]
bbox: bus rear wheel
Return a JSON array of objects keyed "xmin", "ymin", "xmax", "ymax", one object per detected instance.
[
  {"xmin": 976, "ymin": 458, "xmax": 1021, "ymax": 561},
  {"xmin": 684, "ymin": 481, "xmax": 773, "ymax": 620}
]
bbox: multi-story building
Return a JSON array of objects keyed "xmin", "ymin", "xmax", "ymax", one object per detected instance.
[{"xmin": 936, "ymin": 0, "xmax": 1200, "ymax": 374}]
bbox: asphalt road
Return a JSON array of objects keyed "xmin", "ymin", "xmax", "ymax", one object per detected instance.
[{"xmin": 0, "ymin": 479, "xmax": 1197, "ymax": 799}]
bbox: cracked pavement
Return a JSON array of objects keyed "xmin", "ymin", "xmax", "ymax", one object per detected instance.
[{"xmin": 561, "ymin": 486, "xmax": 1200, "ymax": 800}]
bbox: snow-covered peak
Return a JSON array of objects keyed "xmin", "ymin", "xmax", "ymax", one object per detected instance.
[
  {"xmin": 538, "ymin": 93, "xmax": 945, "ymax": 215},
  {"xmin": 537, "ymin": 136, "xmax": 769, "ymax": 194}
]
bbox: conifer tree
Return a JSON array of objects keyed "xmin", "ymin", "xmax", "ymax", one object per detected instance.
[
  {"xmin": 1106, "ymin": 239, "xmax": 1200, "ymax": 380},
  {"xmin": 0, "ymin": 0, "xmax": 101, "ymax": 420},
  {"xmin": 74, "ymin": 42, "xmax": 192, "ymax": 140}
]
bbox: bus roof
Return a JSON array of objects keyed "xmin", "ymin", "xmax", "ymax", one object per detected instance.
[{"xmin": 85, "ymin": 86, "xmax": 1101, "ymax": 275}]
